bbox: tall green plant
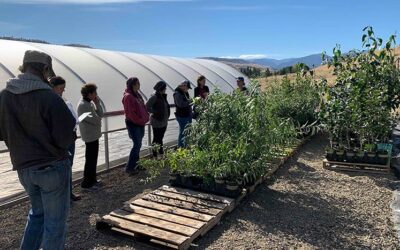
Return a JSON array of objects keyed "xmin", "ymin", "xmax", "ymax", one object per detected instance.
[{"xmin": 319, "ymin": 27, "xmax": 400, "ymax": 148}]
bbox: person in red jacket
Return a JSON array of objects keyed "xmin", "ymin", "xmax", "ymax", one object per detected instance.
[{"xmin": 122, "ymin": 77, "xmax": 149, "ymax": 175}]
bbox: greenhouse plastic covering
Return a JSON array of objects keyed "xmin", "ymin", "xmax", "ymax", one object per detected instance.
[{"xmin": 0, "ymin": 39, "xmax": 249, "ymax": 131}]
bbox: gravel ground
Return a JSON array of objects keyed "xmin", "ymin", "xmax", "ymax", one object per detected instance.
[{"xmin": 0, "ymin": 134, "xmax": 399, "ymax": 249}]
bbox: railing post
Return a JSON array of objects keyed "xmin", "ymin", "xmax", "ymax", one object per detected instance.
[
  {"xmin": 100, "ymin": 99, "xmax": 110, "ymax": 170},
  {"xmin": 148, "ymin": 123, "xmax": 152, "ymax": 156},
  {"xmin": 104, "ymin": 120, "xmax": 110, "ymax": 170}
]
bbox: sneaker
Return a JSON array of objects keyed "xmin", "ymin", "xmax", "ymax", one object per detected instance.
[
  {"xmin": 81, "ymin": 185, "xmax": 99, "ymax": 192},
  {"xmin": 93, "ymin": 180, "xmax": 103, "ymax": 187},
  {"xmin": 126, "ymin": 168, "xmax": 140, "ymax": 176},
  {"xmin": 70, "ymin": 193, "xmax": 81, "ymax": 201}
]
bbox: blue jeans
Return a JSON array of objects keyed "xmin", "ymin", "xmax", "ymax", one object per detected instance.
[
  {"xmin": 125, "ymin": 120, "xmax": 145, "ymax": 172},
  {"xmin": 17, "ymin": 158, "xmax": 71, "ymax": 250},
  {"xmin": 176, "ymin": 116, "xmax": 192, "ymax": 148}
]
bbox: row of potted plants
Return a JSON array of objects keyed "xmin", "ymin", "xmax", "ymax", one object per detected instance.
[
  {"xmin": 325, "ymin": 144, "xmax": 391, "ymax": 165},
  {"xmin": 319, "ymin": 27, "xmax": 400, "ymax": 164},
  {"xmin": 141, "ymin": 74, "xmax": 320, "ymax": 197}
]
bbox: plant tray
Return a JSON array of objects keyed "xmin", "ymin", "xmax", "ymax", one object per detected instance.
[{"xmin": 323, "ymin": 158, "xmax": 391, "ymax": 174}]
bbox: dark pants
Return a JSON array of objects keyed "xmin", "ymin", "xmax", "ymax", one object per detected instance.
[
  {"xmin": 81, "ymin": 140, "xmax": 99, "ymax": 188},
  {"xmin": 152, "ymin": 126, "xmax": 167, "ymax": 157},
  {"xmin": 68, "ymin": 143, "xmax": 75, "ymax": 195},
  {"xmin": 126, "ymin": 120, "xmax": 145, "ymax": 172}
]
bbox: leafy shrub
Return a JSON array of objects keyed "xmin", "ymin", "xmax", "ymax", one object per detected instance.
[{"xmin": 319, "ymin": 27, "xmax": 400, "ymax": 148}]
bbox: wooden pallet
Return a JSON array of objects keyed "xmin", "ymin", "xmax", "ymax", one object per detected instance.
[
  {"xmin": 97, "ymin": 185, "xmax": 235, "ymax": 250},
  {"xmin": 323, "ymin": 159, "xmax": 392, "ymax": 174}
]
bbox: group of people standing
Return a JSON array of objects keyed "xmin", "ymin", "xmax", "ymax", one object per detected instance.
[
  {"xmin": 121, "ymin": 74, "xmax": 212, "ymax": 175},
  {"xmin": 0, "ymin": 49, "xmax": 247, "ymax": 249}
]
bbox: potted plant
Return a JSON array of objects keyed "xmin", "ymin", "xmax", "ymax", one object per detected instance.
[
  {"xmin": 355, "ymin": 148, "xmax": 366, "ymax": 163},
  {"xmin": 364, "ymin": 144, "xmax": 377, "ymax": 164},
  {"xmin": 335, "ymin": 146, "xmax": 345, "ymax": 162},
  {"xmin": 325, "ymin": 146, "xmax": 336, "ymax": 161},
  {"xmin": 377, "ymin": 149, "xmax": 389, "ymax": 165},
  {"xmin": 345, "ymin": 148, "xmax": 355, "ymax": 163}
]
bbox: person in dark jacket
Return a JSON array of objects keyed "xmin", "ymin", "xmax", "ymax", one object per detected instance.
[
  {"xmin": 77, "ymin": 83, "xmax": 104, "ymax": 190},
  {"xmin": 146, "ymin": 81, "xmax": 170, "ymax": 158},
  {"xmin": 236, "ymin": 76, "xmax": 248, "ymax": 94},
  {"xmin": 194, "ymin": 75, "xmax": 210, "ymax": 99},
  {"xmin": 122, "ymin": 77, "xmax": 150, "ymax": 175},
  {"xmin": 0, "ymin": 50, "xmax": 75, "ymax": 250},
  {"xmin": 50, "ymin": 76, "xmax": 81, "ymax": 202},
  {"xmin": 193, "ymin": 75, "xmax": 210, "ymax": 119},
  {"xmin": 173, "ymin": 80, "xmax": 193, "ymax": 148}
]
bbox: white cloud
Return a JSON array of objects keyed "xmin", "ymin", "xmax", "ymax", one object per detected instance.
[
  {"xmin": 220, "ymin": 54, "xmax": 268, "ymax": 60},
  {"xmin": 0, "ymin": 0, "xmax": 192, "ymax": 4},
  {"xmin": 238, "ymin": 54, "xmax": 268, "ymax": 60}
]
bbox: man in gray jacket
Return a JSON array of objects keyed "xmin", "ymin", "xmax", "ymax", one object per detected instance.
[{"xmin": 0, "ymin": 50, "xmax": 76, "ymax": 250}]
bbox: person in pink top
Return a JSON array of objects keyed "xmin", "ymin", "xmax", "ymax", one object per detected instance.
[{"xmin": 122, "ymin": 77, "xmax": 149, "ymax": 175}]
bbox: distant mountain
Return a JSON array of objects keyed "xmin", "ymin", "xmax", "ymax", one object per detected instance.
[
  {"xmin": 199, "ymin": 57, "xmax": 271, "ymax": 72},
  {"xmin": 250, "ymin": 53, "xmax": 329, "ymax": 70},
  {"xmin": 201, "ymin": 53, "xmax": 331, "ymax": 71}
]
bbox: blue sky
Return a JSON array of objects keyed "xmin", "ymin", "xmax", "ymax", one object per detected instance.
[{"xmin": 0, "ymin": 0, "xmax": 399, "ymax": 59}]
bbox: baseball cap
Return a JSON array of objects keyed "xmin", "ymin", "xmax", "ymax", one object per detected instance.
[{"xmin": 180, "ymin": 80, "xmax": 192, "ymax": 89}]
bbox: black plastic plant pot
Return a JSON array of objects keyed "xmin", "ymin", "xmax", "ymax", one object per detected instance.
[
  {"xmin": 214, "ymin": 178, "xmax": 225, "ymax": 184},
  {"xmin": 180, "ymin": 175, "xmax": 192, "ymax": 189},
  {"xmin": 201, "ymin": 179, "xmax": 216, "ymax": 193},
  {"xmin": 169, "ymin": 173, "xmax": 181, "ymax": 187},
  {"xmin": 326, "ymin": 153, "xmax": 335, "ymax": 161},
  {"xmin": 356, "ymin": 152, "xmax": 366, "ymax": 163},
  {"xmin": 223, "ymin": 185, "xmax": 242, "ymax": 198},
  {"xmin": 225, "ymin": 182, "xmax": 239, "ymax": 191},
  {"xmin": 190, "ymin": 176, "xmax": 203, "ymax": 190},
  {"xmin": 214, "ymin": 179, "xmax": 226, "ymax": 196},
  {"xmin": 378, "ymin": 155, "xmax": 388, "ymax": 165},
  {"xmin": 336, "ymin": 151, "xmax": 344, "ymax": 162},
  {"xmin": 366, "ymin": 153, "xmax": 377, "ymax": 164},
  {"xmin": 345, "ymin": 150, "xmax": 355, "ymax": 163}
]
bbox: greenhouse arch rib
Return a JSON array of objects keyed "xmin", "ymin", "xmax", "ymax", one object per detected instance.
[
  {"xmin": 22, "ymin": 42, "xmax": 86, "ymax": 84},
  {"xmin": 189, "ymin": 59, "xmax": 234, "ymax": 90},
  {"xmin": 75, "ymin": 47, "xmax": 148, "ymax": 101},
  {"xmin": 0, "ymin": 62, "xmax": 14, "ymax": 78},
  {"xmin": 146, "ymin": 54, "xmax": 195, "ymax": 89},
  {"xmin": 117, "ymin": 52, "xmax": 175, "ymax": 94},
  {"xmin": 167, "ymin": 57, "xmax": 218, "ymax": 89},
  {"xmin": 196, "ymin": 59, "xmax": 238, "ymax": 89}
]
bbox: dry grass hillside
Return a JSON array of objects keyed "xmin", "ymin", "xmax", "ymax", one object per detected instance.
[{"xmin": 259, "ymin": 46, "xmax": 400, "ymax": 89}]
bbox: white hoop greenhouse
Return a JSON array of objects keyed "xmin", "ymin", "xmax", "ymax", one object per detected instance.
[
  {"xmin": 0, "ymin": 39, "xmax": 249, "ymax": 203},
  {"xmin": 0, "ymin": 39, "xmax": 248, "ymax": 131}
]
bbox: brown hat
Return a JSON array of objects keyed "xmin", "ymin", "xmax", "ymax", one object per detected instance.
[
  {"xmin": 22, "ymin": 50, "xmax": 55, "ymax": 78},
  {"xmin": 23, "ymin": 50, "xmax": 52, "ymax": 65}
]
